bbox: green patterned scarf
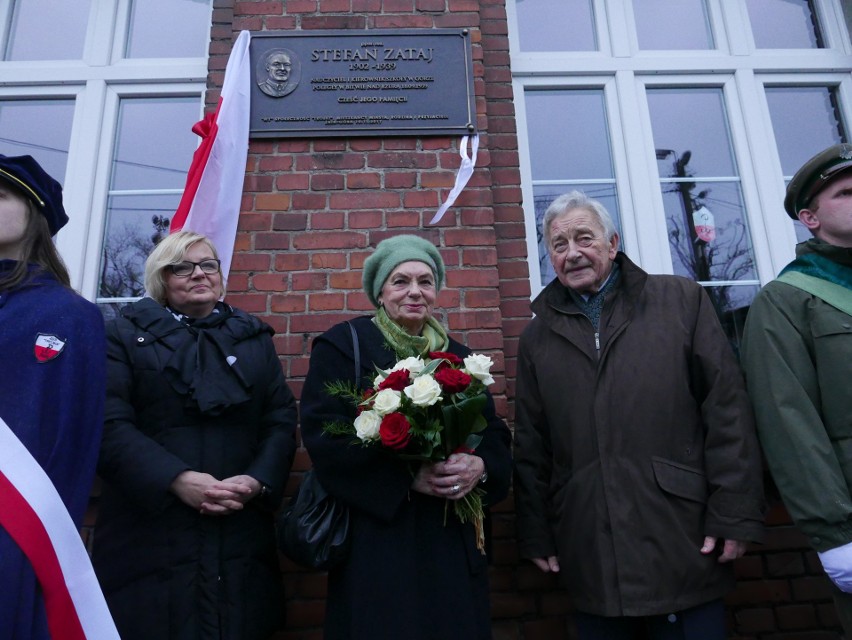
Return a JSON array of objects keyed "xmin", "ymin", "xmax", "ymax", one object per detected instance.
[{"xmin": 373, "ymin": 306, "xmax": 450, "ymax": 359}]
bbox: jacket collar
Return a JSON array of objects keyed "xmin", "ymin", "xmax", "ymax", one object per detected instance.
[{"xmin": 531, "ymin": 252, "xmax": 648, "ymax": 318}]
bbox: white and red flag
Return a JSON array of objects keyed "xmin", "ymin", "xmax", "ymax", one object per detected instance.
[
  {"xmin": 0, "ymin": 417, "xmax": 119, "ymax": 640},
  {"xmin": 170, "ymin": 30, "xmax": 252, "ymax": 283}
]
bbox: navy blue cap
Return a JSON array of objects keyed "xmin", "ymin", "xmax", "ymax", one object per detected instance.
[{"xmin": 0, "ymin": 154, "xmax": 68, "ymax": 235}]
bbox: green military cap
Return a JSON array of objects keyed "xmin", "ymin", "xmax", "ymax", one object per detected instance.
[{"xmin": 784, "ymin": 143, "xmax": 852, "ymax": 219}]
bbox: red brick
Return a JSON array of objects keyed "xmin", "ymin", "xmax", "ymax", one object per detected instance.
[
  {"xmin": 282, "ymin": 0, "xmax": 317, "ymax": 12},
  {"xmin": 466, "ymin": 288, "xmax": 501, "ymax": 307},
  {"xmin": 256, "ymin": 193, "xmax": 292, "ymax": 211},
  {"xmin": 403, "ymin": 190, "xmax": 439, "ymax": 208},
  {"xmin": 319, "ymin": 0, "xmax": 350, "ymax": 12},
  {"xmin": 292, "ymin": 272, "xmax": 329, "ymax": 291},
  {"xmin": 237, "ymin": 212, "xmax": 273, "ymax": 231},
  {"xmin": 313, "ymin": 139, "xmax": 347, "ymax": 152},
  {"xmin": 231, "ymin": 253, "xmax": 270, "ymax": 272},
  {"xmin": 309, "ymin": 293, "xmax": 345, "ymax": 311},
  {"xmin": 310, "ymin": 211, "xmax": 346, "ymax": 229},
  {"xmin": 275, "ymin": 173, "xmax": 311, "ymax": 190},
  {"xmin": 346, "ymin": 172, "xmax": 381, "ymax": 189},
  {"xmin": 270, "ymin": 293, "xmax": 306, "ymax": 313},
  {"xmin": 384, "ymin": 172, "xmax": 417, "ymax": 188},
  {"xmin": 346, "ymin": 210, "xmax": 380, "ymax": 229},
  {"xmin": 291, "ymin": 193, "xmax": 328, "ymax": 210},
  {"xmin": 329, "ymin": 192, "xmax": 401, "ymax": 210},
  {"xmin": 252, "ymin": 273, "xmax": 290, "ymax": 292},
  {"xmin": 329, "ymin": 271, "xmax": 362, "ymax": 290},
  {"xmin": 235, "ymin": 1, "xmax": 282, "ymax": 13},
  {"xmin": 275, "ymin": 253, "xmax": 310, "ymax": 271},
  {"xmin": 367, "ymin": 152, "xmax": 437, "ymax": 169},
  {"xmin": 293, "ymin": 231, "xmax": 367, "ymax": 250},
  {"xmin": 301, "ymin": 15, "xmax": 367, "ymax": 29},
  {"xmin": 311, "ymin": 253, "xmax": 347, "ymax": 269},
  {"xmin": 352, "ymin": 0, "xmax": 381, "ymax": 10},
  {"xmin": 273, "ymin": 213, "xmax": 308, "ymax": 231}
]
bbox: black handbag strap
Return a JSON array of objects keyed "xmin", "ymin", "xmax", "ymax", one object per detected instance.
[{"xmin": 346, "ymin": 321, "xmax": 360, "ymax": 389}]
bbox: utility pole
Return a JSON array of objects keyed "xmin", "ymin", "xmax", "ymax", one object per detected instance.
[{"xmin": 657, "ymin": 149, "xmax": 711, "ymax": 281}]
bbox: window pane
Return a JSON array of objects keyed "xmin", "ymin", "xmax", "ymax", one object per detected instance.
[
  {"xmin": 515, "ymin": 0, "xmax": 596, "ymax": 52},
  {"xmin": 746, "ymin": 0, "xmax": 823, "ymax": 49},
  {"xmin": 110, "ymin": 97, "xmax": 202, "ymax": 190},
  {"xmin": 99, "ymin": 193, "xmax": 179, "ymax": 298},
  {"xmin": 100, "ymin": 95, "xmax": 202, "ymax": 300},
  {"xmin": 648, "ymin": 88, "xmax": 759, "ymax": 302},
  {"xmin": 663, "ymin": 182, "xmax": 758, "ymax": 283},
  {"xmin": 525, "ymin": 90, "xmax": 613, "ymax": 180},
  {"xmin": 766, "ymin": 86, "xmax": 846, "ymax": 241},
  {"xmin": 534, "ymin": 184, "xmax": 621, "ymax": 287},
  {"xmin": 634, "ymin": 0, "xmax": 713, "ymax": 50},
  {"xmin": 0, "ymin": 99, "xmax": 74, "ymax": 183},
  {"xmin": 649, "ymin": 89, "xmax": 737, "ymax": 177},
  {"xmin": 5, "ymin": 0, "xmax": 91, "ymax": 61},
  {"xmin": 524, "ymin": 89, "xmax": 620, "ymax": 286},
  {"xmin": 125, "ymin": 0, "xmax": 211, "ymax": 58}
]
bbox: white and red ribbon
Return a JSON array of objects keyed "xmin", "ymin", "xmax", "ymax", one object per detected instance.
[
  {"xmin": 0, "ymin": 416, "xmax": 119, "ymax": 640},
  {"xmin": 170, "ymin": 30, "xmax": 252, "ymax": 283}
]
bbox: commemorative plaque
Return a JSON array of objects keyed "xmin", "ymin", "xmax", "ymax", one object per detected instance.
[{"xmin": 249, "ymin": 30, "xmax": 476, "ymax": 138}]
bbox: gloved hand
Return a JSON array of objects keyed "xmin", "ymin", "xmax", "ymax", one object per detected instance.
[{"xmin": 818, "ymin": 542, "xmax": 852, "ymax": 593}]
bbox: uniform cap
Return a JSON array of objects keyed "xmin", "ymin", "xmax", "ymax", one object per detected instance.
[{"xmin": 784, "ymin": 143, "xmax": 852, "ymax": 219}]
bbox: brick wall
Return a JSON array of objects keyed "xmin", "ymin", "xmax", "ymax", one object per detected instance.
[{"xmin": 177, "ymin": 1, "xmax": 847, "ymax": 638}]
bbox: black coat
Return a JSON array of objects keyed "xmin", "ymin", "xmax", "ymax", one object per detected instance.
[
  {"xmin": 93, "ymin": 299, "xmax": 297, "ymax": 640},
  {"xmin": 299, "ymin": 316, "xmax": 512, "ymax": 640}
]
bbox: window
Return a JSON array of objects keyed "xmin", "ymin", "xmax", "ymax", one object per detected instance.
[
  {"xmin": 765, "ymin": 86, "xmax": 847, "ymax": 241},
  {"xmin": 634, "ymin": 0, "xmax": 714, "ymax": 50},
  {"xmin": 510, "ymin": 0, "xmax": 852, "ymax": 348},
  {"xmin": 523, "ymin": 89, "xmax": 621, "ymax": 286},
  {"xmin": 746, "ymin": 0, "xmax": 824, "ymax": 49},
  {"xmin": 513, "ymin": 0, "xmax": 596, "ymax": 52},
  {"xmin": 0, "ymin": 0, "xmax": 212, "ymax": 312}
]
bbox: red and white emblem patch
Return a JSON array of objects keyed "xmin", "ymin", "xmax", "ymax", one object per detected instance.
[{"xmin": 34, "ymin": 333, "xmax": 66, "ymax": 363}]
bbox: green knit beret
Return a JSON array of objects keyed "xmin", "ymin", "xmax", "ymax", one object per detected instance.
[{"xmin": 362, "ymin": 234, "xmax": 445, "ymax": 307}]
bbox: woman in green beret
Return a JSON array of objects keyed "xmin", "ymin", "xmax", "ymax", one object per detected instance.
[{"xmin": 299, "ymin": 234, "xmax": 512, "ymax": 640}]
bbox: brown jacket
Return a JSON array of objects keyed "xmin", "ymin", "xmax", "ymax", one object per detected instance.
[{"xmin": 514, "ymin": 253, "xmax": 764, "ymax": 617}]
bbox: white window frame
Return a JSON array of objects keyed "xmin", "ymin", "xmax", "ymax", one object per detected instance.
[
  {"xmin": 0, "ymin": 0, "xmax": 211, "ymax": 299},
  {"xmin": 509, "ymin": 0, "xmax": 852, "ymax": 298}
]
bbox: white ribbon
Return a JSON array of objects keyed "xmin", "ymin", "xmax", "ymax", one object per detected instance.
[{"xmin": 429, "ymin": 133, "xmax": 479, "ymax": 225}]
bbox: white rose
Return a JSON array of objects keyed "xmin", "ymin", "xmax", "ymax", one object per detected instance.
[
  {"xmin": 463, "ymin": 354, "xmax": 495, "ymax": 386},
  {"xmin": 404, "ymin": 374, "xmax": 443, "ymax": 407},
  {"xmin": 372, "ymin": 388, "xmax": 402, "ymax": 416},
  {"xmin": 392, "ymin": 356, "xmax": 426, "ymax": 377},
  {"xmin": 353, "ymin": 409, "xmax": 381, "ymax": 441}
]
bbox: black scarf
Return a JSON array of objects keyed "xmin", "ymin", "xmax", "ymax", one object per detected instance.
[{"xmin": 157, "ymin": 303, "xmax": 254, "ymax": 416}]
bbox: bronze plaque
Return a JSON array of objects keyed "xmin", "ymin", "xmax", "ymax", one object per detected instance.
[{"xmin": 249, "ymin": 29, "xmax": 476, "ymax": 138}]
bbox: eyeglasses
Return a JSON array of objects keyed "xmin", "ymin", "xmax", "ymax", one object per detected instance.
[{"xmin": 168, "ymin": 259, "xmax": 221, "ymax": 277}]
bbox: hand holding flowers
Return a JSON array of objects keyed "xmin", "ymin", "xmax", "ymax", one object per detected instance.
[{"xmin": 324, "ymin": 350, "xmax": 496, "ymax": 551}]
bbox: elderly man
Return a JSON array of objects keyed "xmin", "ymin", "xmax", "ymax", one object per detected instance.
[
  {"xmin": 514, "ymin": 190, "xmax": 765, "ymax": 639},
  {"xmin": 741, "ymin": 143, "xmax": 852, "ymax": 633}
]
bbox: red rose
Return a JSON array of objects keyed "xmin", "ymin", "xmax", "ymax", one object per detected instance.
[
  {"xmin": 428, "ymin": 351, "xmax": 463, "ymax": 367},
  {"xmin": 379, "ymin": 412, "xmax": 412, "ymax": 450},
  {"xmin": 378, "ymin": 369, "xmax": 410, "ymax": 392},
  {"xmin": 434, "ymin": 367, "xmax": 472, "ymax": 394}
]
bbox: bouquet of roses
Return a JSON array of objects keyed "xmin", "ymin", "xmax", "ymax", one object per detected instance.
[{"xmin": 324, "ymin": 350, "xmax": 496, "ymax": 552}]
